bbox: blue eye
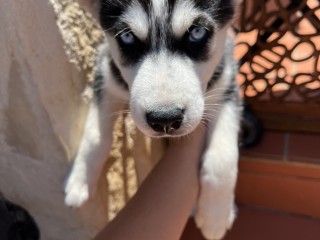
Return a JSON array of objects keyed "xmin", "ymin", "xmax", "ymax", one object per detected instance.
[
  {"xmin": 189, "ymin": 26, "xmax": 208, "ymax": 42},
  {"xmin": 120, "ymin": 32, "xmax": 135, "ymax": 45}
]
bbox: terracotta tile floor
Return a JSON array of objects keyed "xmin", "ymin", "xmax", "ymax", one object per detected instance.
[{"xmin": 181, "ymin": 206, "xmax": 320, "ymax": 240}]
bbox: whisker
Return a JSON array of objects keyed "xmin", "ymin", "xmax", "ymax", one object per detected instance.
[
  {"xmin": 203, "ymin": 87, "xmax": 228, "ymax": 96},
  {"xmin": 204, "ymin": 108, "xmax": 221, "ymax": 112},
  {"xmin": 202, "ymin": 113, "xmax": 217, "ymax": 119},
  {"xmin": 101, "ymin": 110, "xmax": 131, "ymax": 120},
  {"xmin": 203, "ymin": 94, "xmax": 226, "ymax": 100},
  {"xmin": 204, "ymin": 94, "xmax": 224, "ymax": 99},
  {"xmin": 204, "ymin": 103, "xmax": 222, "ymax": 106},
  {"xmin": 203, "ymin": 111, "xmax": 218, "ymax": 114},
  {"xmin": 203, "ymin": 113, "xmax": 218, "ymax": 118},
  {"xmin": 198, "ymin": 121, "xmax": 209, "ymax": 132},
  {"xmin": 204, "ymin": 108, "xmax": 220, "ymax": 112},
  {"xmin": 114, "ymin": 28, "xmax": 132, "ymax": 37},
  {"xmin": 100, "ymin": 100, "xmax": 129, "ymax": 105}
]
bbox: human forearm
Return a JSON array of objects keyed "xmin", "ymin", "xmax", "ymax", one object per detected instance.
[{"xmin": 94, "ymin": 128, "xmax": 205, "ymax": 240}]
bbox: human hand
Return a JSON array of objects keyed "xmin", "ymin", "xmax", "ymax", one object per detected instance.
[{"xmin": 167, "ymin": 125, "xmax": 208, "ymax": 165}]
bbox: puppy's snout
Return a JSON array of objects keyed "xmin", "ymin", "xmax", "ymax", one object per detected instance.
[{"xmin": 146, "ymin": 108, "xmax": 184, "ymax": 134}]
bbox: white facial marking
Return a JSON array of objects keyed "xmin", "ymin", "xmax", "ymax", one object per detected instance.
[
  {"xmin": 121, "ymin": 3, "xmax": 149, "ymax": 40},
  {"xmin": 171, "ymin": 0, "xmax": 210, "ymax": 38},
  {"xmin": 130, "ymin": 51, "xmax": 204, "ymax": 137},
  {"xmin": 151, "ymin": 0, "xmax": 167, "ymax": 17}
]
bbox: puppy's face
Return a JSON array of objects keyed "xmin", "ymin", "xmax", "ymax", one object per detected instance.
[{"xmin": 99, "ymin": 0, "xmax": 237, "ymax": 137}]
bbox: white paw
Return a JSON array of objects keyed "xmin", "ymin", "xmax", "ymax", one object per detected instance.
[
  {"xmin": 195, "ymin": 174, "xmax": 236, "ymax": 240},
  {"xmin": 64, "ymin": 172, "xmax": 90, "ymax": 208},
  {"xmin": 195, "ymin": 199, "xmax": 236, "ymax": 240}
]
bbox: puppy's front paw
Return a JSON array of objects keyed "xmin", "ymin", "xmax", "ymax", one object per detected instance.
[
  {"xmin": 64, "ymin": 173, "xmax": 90, "ymax": 208},
  {"xmin": 195, "ymin": 175, "xmax": 236, "ymax": 240},
  {"xmin": 195, "ymin": 198, "xmax": 236, "ymax": 240},
  {"xmin": 195, "ymin": 203, "xmax": 236, "ymax": 240}
]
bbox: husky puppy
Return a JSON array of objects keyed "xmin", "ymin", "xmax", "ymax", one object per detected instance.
[{"xmin": 64, "ymin": 0, "xmax": 242, "ymax": 239}]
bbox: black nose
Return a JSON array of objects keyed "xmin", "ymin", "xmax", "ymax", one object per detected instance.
[{"xmin": 146, "ymin": 108, "xmax": 184, "ymax": 133}]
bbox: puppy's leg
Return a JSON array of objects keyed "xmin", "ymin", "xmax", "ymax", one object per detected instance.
[
  {"xmin": 64, "ymin": 96, "xmax": 124, "ymax": 208},
  {"xmin": 195, "ymin": 101, "xmax": 240, "ymax": 240}
]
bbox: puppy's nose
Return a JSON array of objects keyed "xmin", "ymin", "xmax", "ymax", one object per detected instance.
[{"xmin": 146, "ymin": 108, "xmax": 184, "ymax": 133}]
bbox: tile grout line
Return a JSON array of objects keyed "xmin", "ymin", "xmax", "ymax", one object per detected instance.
[{"xmin": 283, "ymin": 132, "xmax": 290, "ymax": 162}]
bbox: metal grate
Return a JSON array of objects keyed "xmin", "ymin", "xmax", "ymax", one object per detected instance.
[{"xmin": 236, "ymin": 0, "xmax": 320, "ymax": 132}]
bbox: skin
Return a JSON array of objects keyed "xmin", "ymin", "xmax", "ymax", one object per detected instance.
[{"xmin": 94, "ymin": 126, "xmax": 207, "ymax": 240}]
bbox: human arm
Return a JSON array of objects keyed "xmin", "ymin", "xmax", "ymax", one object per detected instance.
[{"xmin": 93, "ymin": 127, "xmax": 206, "ymax": 240}]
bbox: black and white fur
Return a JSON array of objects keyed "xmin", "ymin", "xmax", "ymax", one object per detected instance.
[{"xmin": 64, "ymin": 0, "xmax": 242, "ymax": 239}]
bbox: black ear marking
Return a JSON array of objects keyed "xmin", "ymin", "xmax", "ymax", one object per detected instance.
[
  {"xmin": 93, "ymin": 70, "xmax": 105, "ymax": 103},
  {"xmin": 93, "ymin": 60, "xmax": 129, "ymax": 103}
]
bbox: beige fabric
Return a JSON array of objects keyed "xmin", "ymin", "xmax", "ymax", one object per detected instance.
[
  {"xmin": 0, "ymin": 0, "xmax": 162, "ymax": 239},
  {"xmin": 49, "ymin": 0, "xmax": 104, "ymax": 101}
]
